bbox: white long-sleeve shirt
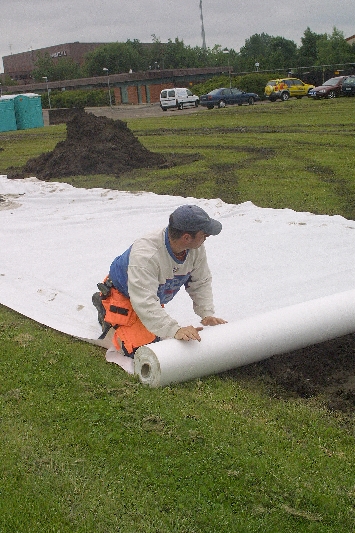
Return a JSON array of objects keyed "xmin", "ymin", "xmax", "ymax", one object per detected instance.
[{"xmin": 109, "ymin": 227, "xmax": 215, "ymax": 338}]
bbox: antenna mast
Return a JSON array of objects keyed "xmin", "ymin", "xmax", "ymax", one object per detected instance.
[{"xmin": 199, "ymin": 0, "xmax": 207, "ymax": 50}]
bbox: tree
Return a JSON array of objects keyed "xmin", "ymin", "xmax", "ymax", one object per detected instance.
[
  {"xmin": 83, "ymin": 42, "xmax": 146, "ymax": 76},
  {"xmin": 238, "ymin": 33, "xmax": 273, "ymax": 71},
  {"xmin": 32, "ymin": 52, "xmax": 55, "ymax": 81},
  {"xmin": 316, "ymin": 27, "xmax": 355, "ymax": 66},
  {"xmin": 297, "ymin": 27, "xmax": 325, "ymax": 66},
  {"xmin": 268, "ymin": 36, "xmax": 298, "ymax": 70},
  {"xmin": 160, "ymin": 38, "xmax": 197, "ymax": 69},
  {"xmin": 238, "ymin": 33, "xmax": 297, "ymax": 72},
  {"xmin": 32, "ymin": 52, "xmax": 82, "ymax": 82},
  {"xmin": 52, "ymin": 57, "xmax": 82, "ymax": 81},
  {"xmin": 148, "ymin": 34, "xmax": 165, "ymax": 69}
]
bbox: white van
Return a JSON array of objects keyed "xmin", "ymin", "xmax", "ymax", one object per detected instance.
[{"xmin": 160, "ymin": 87, "xmax": 199, "ymax": 111}]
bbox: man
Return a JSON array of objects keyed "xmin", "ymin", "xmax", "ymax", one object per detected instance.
[{"xmin": 92, "ymin": 204, "xmax": 227, "ymax": 357}]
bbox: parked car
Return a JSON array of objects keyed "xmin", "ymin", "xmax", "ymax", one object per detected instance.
[
  {"xmin": 160, "ymin": 88, "xmax": 199, "ymax": 111},
  {"xmin": 264, "ymin": 78, "xmax": 314, "ymax": 101},
  {"xmin": 199, "ymin": 87, "xmax": 260, "ymax": 109},
  {"xmin": 341, "ymin": 75, "xmax": 355, "ymax": 96},
  {"xmin": 308, "ymin": 76, "xmax": 347, "ymax": 99}
]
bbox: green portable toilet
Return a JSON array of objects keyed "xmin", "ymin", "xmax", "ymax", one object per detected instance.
[
  {"xmin": 0, "ymin": 96, "xmax": 17, "ymax": 132},
  {"xmin": 14, "ymin": 93, "xmax": 44, "ymax": 130}
]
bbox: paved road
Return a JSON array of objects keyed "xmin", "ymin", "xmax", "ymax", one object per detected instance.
[
  {"xmin": 43, "ymin": 101, "xmax": 263, "ymax": 125},
  {"xmin": 85, "ymin": 103, "xmax": 208, "ymax": 120},
  {"xmin": 42, "ymin": 103, "xmax": 204, "ymax": 126}
]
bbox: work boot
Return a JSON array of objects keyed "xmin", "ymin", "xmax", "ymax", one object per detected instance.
[{"xmin": 92, "ymin": 292, "xmax": 107, "ymax": 328}]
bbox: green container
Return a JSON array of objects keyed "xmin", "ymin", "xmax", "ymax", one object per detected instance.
[
  {"xmin": 0, "ymin": 97, "xmax": 17, "ymax": 132},
  {"xmin": 14, "ymin": 93, "xmax": 44, "ymax": 130}
]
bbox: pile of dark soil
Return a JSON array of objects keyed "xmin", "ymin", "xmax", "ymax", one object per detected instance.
[
  {"xmin": 233, "ymin": 333, "xmax": 355, "ymax": 414},
  {"xmin": 8, "ymin": 111, "xmax": 167, "ymax": 180}
]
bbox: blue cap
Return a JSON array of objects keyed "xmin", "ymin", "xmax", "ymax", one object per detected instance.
[{"xmin": 170, "ymin": 205, "xmax": 222, "ymax": 235}]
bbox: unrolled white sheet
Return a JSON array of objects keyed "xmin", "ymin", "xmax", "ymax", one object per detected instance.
[{"xmin": 1, "ymin": 176, "xmax": 355, "ymax": 386}]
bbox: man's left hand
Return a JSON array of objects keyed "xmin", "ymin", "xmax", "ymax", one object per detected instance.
[{"xmin": 201, "ymin": 316, "xmax": 228, "ymax": 326}]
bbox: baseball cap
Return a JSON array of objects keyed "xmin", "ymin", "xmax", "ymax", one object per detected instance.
[{"xmin": 170, "ymin": 205, "xmax": 222, "ymax": 235}]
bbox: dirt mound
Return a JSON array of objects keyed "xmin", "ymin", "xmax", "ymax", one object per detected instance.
[{"xmin": 8, "ymin": 111, "xmax": 167, "ymax": 180}]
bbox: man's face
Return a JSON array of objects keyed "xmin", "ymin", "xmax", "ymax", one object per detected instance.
[{"xmin": 186, "ymin": 230, "xmax": 210, "ymax": 249}]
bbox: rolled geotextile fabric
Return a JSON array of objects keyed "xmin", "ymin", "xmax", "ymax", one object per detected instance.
[{"xmin": 134, "ymin": 289, "xmax": 355, "ymax": 387}]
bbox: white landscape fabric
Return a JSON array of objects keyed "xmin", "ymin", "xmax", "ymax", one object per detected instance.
[{"xmin": 1, "ymin": 175, "xmax": 355, "ymax": 386}]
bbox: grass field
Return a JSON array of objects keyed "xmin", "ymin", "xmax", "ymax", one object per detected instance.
[{"xmin": 1, "ymin": 97, "xmax": 355, "ymax": 532}]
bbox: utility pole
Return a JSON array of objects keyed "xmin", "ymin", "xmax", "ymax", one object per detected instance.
[
  {"xmin": 103, "ymin": 68, "xmax": 112, "ymax": 107},
  {"xmin": 199, "ymin": 0, "xmax": 206, "ymax": 50},
  {"xmin": 223, "ymin": 50, "xmax": 232, "ymax": 89},
  {"xmin": 42, "ymin": 76, "xmax": 52, "ymax": 109}
]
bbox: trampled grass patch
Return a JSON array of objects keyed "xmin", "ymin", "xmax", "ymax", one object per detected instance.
[
  {"xmin": 1, "ymin": 98, "xmax": 355, "ymax": 532},
  {"xmin": 125, "ymin": 99, "xmax": 355, "ymax": 218}
]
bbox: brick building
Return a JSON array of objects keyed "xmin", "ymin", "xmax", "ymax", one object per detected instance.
[
  {"xmin": 1, "ymin": 66, "xmax": 230, "ymax": 105},
  {"xmin": 2, "ymin": 42, "xmax": 110, "ymax": 82}
]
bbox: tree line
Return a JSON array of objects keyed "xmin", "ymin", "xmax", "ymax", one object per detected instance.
[{"xmin": 30, "ymin": 27, "xmax": 355, "ymax": 83}]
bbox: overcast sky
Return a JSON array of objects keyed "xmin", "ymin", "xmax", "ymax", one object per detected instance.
[{"xmin": 1, "ymin": 0, "xmax": 355, "ymax": 73}]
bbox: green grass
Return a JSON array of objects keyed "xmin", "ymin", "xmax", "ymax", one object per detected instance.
[
  {"xmin": 1, "ymin": 306, "xmax": 355, "ymax": 533},
  {"xmin": 1, "ymin": 98, "xmax": 355, "ymax": 532},
  {"xmin": 0, "ymin": 125, "xmax": 66, "ymax": 169}
]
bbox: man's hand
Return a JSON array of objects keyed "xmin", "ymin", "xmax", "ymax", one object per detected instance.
[
  {"xmin": 174, "ymin": 325, "xmax": 204, "ymax": 342},
  {"xmin": 201, "ymin": 316, "xmax": 228, "ymax": 326}
]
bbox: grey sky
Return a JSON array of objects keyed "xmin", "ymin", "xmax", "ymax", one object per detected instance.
[{"xmin": 1, "ymin": 0, "xmax": 354, "ymax": 73}]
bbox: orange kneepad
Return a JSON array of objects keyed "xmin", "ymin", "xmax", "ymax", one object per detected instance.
[{"xmin": 113, "ymin": 318, "xmax": 157, "ymax": 354}]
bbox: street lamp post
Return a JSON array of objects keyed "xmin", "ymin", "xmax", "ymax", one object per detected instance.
[
  {"xmin": 42, "ymin": 76, "xmax": 51, "ymax": 109},
  {"xmin": 223, "ymin": 50, "xmax": 232, "ymax": 89},
  {"xmin": 103, "ymin": 68, "xmax": 112, "ymax": 107}
]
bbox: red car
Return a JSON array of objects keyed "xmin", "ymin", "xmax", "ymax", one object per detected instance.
[{"xmin": 308, "ymin": 76, "xmax": 347, "ymax": 99}]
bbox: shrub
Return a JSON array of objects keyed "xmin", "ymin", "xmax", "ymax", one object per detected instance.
[
  {"xmin": 41, "ymin": 88, "xmax": 114, "ymax": 109},
  {"xmin": 192, "ymin": 73, "xmax": 281, "ymax": 99},
  {"xmin": 233, "ymin": 73, "xmax": 278, "ymax": 97}
]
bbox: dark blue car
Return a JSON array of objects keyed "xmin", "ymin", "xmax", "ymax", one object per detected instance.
[
  {"xmin": 199, "ymin": 87, "xmax": 260, "ymax": 109},
  {"xmin": 341, "ymin": 75, "xmax": 355, "ymax": 96}
]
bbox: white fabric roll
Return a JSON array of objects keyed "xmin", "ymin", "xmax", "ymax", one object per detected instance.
[{"xmin": 134, "ymin": 289, "xmax": 355, "ymax": 387}]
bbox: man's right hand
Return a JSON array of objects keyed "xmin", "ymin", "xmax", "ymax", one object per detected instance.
[{"xmin": 174, "ymin": 325, "xmax": 203, "ymax": 342}]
